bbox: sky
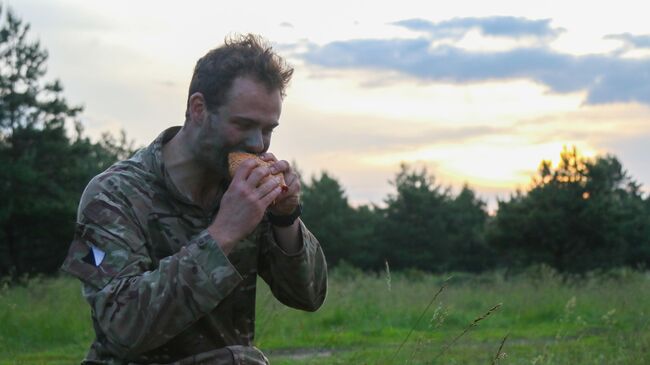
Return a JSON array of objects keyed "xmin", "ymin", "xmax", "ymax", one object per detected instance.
[{"xmin": 7, "ymin": 0, "xmax": 650, "ymax": 209}]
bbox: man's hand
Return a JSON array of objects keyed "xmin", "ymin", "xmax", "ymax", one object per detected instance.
[
  {"xmin": 209, "ymin": 159, "xmax": 283, "ymax": 254},
  {"xmin": 260, "ymin": 153, "xmax": 302, "ymax": 254},
  {"xmin": 260, "ymin": 153, "xmax": 300, "ymax": 216}
]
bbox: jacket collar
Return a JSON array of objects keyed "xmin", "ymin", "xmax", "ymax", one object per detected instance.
[{"xmin": 147, "ymin": 126, "xmax": 195, "ymax": 206}]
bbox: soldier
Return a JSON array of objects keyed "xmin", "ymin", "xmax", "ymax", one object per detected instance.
[{"xmin": 61, "ymin": 34, "xmax": 328, "ymax": 365}]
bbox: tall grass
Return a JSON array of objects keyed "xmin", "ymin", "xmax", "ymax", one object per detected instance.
[
  {"xmin": 256, "ymin": 266, "xmax": 650, "ymax": 364},
  {"xmin": 0, "ymin": 276, "xmax": 92, "ymax": 364},
  {"xmin": 1, "ymin": 266, "xmax": 649, "ymax": 364}
]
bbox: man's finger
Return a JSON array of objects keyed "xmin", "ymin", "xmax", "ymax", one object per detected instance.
[
  {"xmin": 273, "ymin": 176, "xmax": 300, "ymax": 203},
  {"xmin": 257, "ymin": 176, "xmax": 282, "ymax": 199},
  {"xmin": 283, "ymin": 171, "xmax": 300, "ymax": 187},
  {"xmin": 285, "ymin": 176, "xmax": 301, "ymax": 197},
  {"xmin": 261, "ymin": 186, "xmax": 283, "ymax": 207},
  {"xmin": 260, "ymin": 152, "xmax": 277, "ymax": 163},
  {"xmin": 247, "ymin": 165, "xmax": 272, "ymax": 188},
  {"xmin": 270, "ymin": 160, "xmax": 290, "ymax": 175},
  {"xmin": 233, "ymin": 159, "xmax": 259, "ymax": 182}
]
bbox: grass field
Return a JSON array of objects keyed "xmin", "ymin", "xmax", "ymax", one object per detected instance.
[{"xmin": 1, "ymin": 266, "xmax": 649, "ymax": 364}]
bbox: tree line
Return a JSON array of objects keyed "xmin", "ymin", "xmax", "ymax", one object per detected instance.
[
  {"xmin": 301, "ymin": 150, "xmax": 650, "ymax": 274},
  {"xmin": 1, "ymin": 7, "xmax": 649, "ymax": 279}
]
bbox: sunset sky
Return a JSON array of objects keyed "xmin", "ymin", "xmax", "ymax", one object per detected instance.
[{"xmin": 9, "ymin": 0, "xmax": 650, "ymax": 209}]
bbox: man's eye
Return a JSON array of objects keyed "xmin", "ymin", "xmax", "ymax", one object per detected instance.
[{"xmin": 236, "ymin": 122, "xmax": 252, "ymax": 129}]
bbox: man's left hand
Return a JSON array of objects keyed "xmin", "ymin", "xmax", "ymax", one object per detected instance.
[{"xmin": 260, "ymin": 153, "xmax": 300, "ymax": 216}]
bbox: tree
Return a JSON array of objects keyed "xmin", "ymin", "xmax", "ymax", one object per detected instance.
[
  {"xmin": 300, "ymin": 171, "xmax": 381, "ymax": 269},
  {"xmin": 487, "ymin": 147, "xmax": 648, "ymax": 273},
  {"xmin": 446, "ymin": 184, "xmax": 494, "ymax": 271},
  {"xmin": 0, "ymin": 7, "xmax": 132, "ymax": 279},
  {"xmin": 301, "ymin": 172, "xmax": 352, "ymax": 266},
  {"xmin": 375, "ymin": 164, "xmax": 489, "ymax": 272},
  {"xmin": 375, "ymin": 165, "xmax": 447, "ymax": 271},
  {"xmin": 344, "ymin": 204, "xmax": 383, "ymax": 270}
]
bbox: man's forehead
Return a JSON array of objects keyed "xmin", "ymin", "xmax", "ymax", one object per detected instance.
[
  {"xmin": 221, "ymin": 76, "xmax": 282, "ymax": 124},
  {"xmin": 227, "ymin": 76, "xmax": 281, "ymax": 99}
]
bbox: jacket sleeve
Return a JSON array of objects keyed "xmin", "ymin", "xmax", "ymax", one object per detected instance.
[
  {"xmin": 257, "ymin": 219, "xmax": 328, "ymax": 312},
  {"xmin": 61, "ymin": 191, "xmax": 243, "ymax": 357}
]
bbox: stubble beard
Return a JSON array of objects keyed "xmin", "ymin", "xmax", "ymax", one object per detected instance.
[
  {"xmin": 196, "ymin": 112, "xmax": 232, "ymax": 180},
  {"xmin": 213, "ymin": 144, "xmax": 231, "ymax": 179},
  {"xmin": 194, "ymin": 142, "xmax": 231, "ymax": 181}
]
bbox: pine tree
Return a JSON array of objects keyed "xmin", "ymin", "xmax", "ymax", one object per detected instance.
[
  {"xmin": 0, "ymin": 6, "xmax": 131, "ymax": 279},
  {"xmin": 488, "ymin": 147, "xmax": 648, "ymax": 273}
]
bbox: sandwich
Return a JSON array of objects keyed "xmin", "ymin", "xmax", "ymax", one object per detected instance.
[{"xmin": 228, "ymin": 152, "xmax": 289, "ymax": 192}]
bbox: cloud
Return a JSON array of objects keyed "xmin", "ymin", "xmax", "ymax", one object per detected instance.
[
  {"xmin": 295, "ymin": 17, "xmax": 650, "ymax": 106},
  {"xmin": 605, "ymin": 33, "xmax": 650, "ymax": 50},
  {"xmin": 277, "ymin": 106, "xmax": 510, "ymax": 159},
  {"xmin": 393, "ymin": 16, "xmax": 562, "ymax": 40}
]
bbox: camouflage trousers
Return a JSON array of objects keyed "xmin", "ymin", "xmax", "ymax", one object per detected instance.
[{"xmin": 128, "ymin": 346, "xmax": 270, "ymax": 365}]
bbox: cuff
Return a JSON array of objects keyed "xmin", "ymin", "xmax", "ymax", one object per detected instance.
[{"xmin": 266, "ymin": 220, "xmax": 308, "ymax": 258}]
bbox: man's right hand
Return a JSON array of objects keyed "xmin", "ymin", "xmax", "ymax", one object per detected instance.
[{"xmin": 208, "ymin": 159, "xmax": 283, "ymax": 255}]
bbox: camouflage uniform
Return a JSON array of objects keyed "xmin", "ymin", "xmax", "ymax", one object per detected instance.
[{"xmin": 61, "ymin": 127, "xmax": 328, "ymax": 365}]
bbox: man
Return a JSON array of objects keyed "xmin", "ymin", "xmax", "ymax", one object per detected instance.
[{"xmin": 61, "ymin": 34, "xmax": 328, "ymax": 365}]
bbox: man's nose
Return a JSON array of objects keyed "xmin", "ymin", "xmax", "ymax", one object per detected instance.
[{"xmin": 245, "ymin": 131, "xmax": 265, "ymax": 154}]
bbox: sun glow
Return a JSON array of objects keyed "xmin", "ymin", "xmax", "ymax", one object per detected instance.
[{"xmin": 360, "ymin": 140, "xmax": 600, "ymax": 189}]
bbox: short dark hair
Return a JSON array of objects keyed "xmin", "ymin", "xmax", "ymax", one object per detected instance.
[{"xmin": 185, "ymin": 34, "xmax": 294, "ymax": 118}]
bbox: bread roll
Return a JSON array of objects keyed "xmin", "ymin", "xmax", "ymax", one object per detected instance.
[{"xmin": 228, "ymin": 152, "xmax": 288, "ymax": 192}]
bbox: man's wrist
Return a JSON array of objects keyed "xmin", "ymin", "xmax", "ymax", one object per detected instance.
[
  {"xmin": 268, "ymin": 204, "xmax": 302, "ymax": 227},
  {"xmin": 270, "ymin": 218, "xmax": 303, "ymax": 255},
  {"xmin": 207, "ymin": 226, "xmax": 236, "ymax": 255}
]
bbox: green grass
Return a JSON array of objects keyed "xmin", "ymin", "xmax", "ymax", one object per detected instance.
[{"xmin": 1, "ymin": 267, "xmax": 649, "ymax": 364}]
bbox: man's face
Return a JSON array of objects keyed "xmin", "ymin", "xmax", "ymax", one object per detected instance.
[{"xmin": 196, "ymin": 76, "xmax": 282, "ymax": 175}]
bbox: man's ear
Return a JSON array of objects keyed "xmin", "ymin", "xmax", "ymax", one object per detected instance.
[{"xmin": 188, "ymin": 92, "xmax": 207, "ymax": 124}]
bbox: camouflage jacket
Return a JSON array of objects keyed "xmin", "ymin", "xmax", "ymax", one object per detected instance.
[{"xmin": 61, "ymin": 127, "xmax": 328, "ymax": 365}]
